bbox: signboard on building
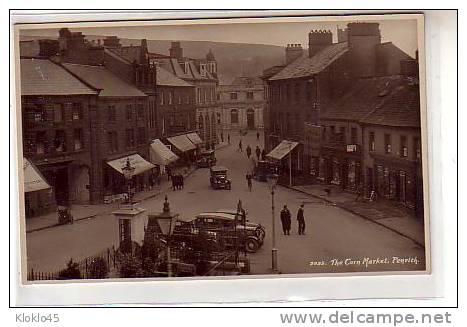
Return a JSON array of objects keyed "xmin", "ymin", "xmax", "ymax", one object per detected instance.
[{"xmin": 346, "ymin": 144, "xmax": 357, "ymax": 152}]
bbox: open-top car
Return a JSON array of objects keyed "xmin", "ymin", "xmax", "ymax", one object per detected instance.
[
  {"xmin": 196, "ymin": 149, "xmax": 216, "ymax": 168},
  {"xmin": 175, "ymin": 212, "xmax": 265, "ymax": 253},
  {"xmin": 210, "ymin": 166, "xmax": 231, "ymax": 190}
]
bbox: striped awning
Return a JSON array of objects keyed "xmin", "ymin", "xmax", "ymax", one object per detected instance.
[
  {"xmin": 266, "ymin": 140, "xmax": 299, "ymax": 160},
  {"xmin": 23, "ymin": 158, "xmax": 50, "ymax": 193},
  {"xmin": 167, "ymin": 134, "xmax": 196, "ymax": 152},
  {"xmin": 150, "ymin": 139, "xmax": 179, "ymax": 166},
  {"xmin": 186, "ymin": 132, "xmax": 203, "ymax": 146},
  {"xmin": 107, "ymin": 154, "xmax": 155, "ymax": 176}
]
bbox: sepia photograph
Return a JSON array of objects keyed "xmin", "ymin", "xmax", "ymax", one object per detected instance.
[{"xmin": 14, "ymin": 13, "xmax": 429, "ymax": 283}]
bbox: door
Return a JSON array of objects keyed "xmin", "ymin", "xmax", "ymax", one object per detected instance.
[
  {"xmin": 246, "ymin": 109, "xmax": 255, "ymax": 130},
  {"xmin": 54, "ymin": 167, "xmax": 69, "ymax": 206}
]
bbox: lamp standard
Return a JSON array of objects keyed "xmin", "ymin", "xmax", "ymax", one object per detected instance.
[
  {"xmin": 267, "ymin": 173, "xmax": 279, "ymax": 272},
  {"xmin": 154, "ymin": 196, "xmax": 177, "ymax": 277},
  {"xmin": 121, "ymin": 158, "xmax": 135, "ymax": 204}
]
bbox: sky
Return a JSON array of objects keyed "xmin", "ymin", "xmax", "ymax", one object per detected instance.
[{"xmin": 20, "ymin": 18, "xmax": 419, "ymax": 57}]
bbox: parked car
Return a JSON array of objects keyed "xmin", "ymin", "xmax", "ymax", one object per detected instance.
[
  {"xmin": 176, "ymin": 212, "xmax": 265, "ymax": 253},
  {"xmin": 213, "ymin": 209, "xmax": 266, "ymax": 240},
  {"xmin": 196, "ymin": 150, "xmax": 216, "ymax": 168},
  {"xmin": 210, "ymin": 166, "xmax": 232, "ymax": 190}
]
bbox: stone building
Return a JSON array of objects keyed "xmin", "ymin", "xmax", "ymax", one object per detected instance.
[
  {"xmin": 217, "ymin": 76, "xmax": 265, "ymax": 131},
  {"xmin": 20, "ymin": 58, "xmax": 99, "ymax": 217},
  {"xmin": 263, "ymin": 22, "xmax": 414, "ymax": 179},
  {"xmin": 151, "ymin": 42, "xmax": 219, "ymax": 148}
]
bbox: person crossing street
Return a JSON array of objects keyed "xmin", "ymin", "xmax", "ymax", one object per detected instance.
[
  {"xmin": 280, "ymin": 205, "xmax": 291, "ymax": 235},
  {"xmin": 246, "ymin": 145, "xmax": 252, "ymax": 159},
  {"xmin": 255, "ymin": 145, "xmax": 261, "ymax": 161},
  {"xmin": 246, "ymin": 172, "xmax": 253, "ymax": 192},
  {"xmin": 297, "ymin": 204, "xmax": 306, "ymax": 235},
  {"xmin": 238, "ymin": 139, "xmax": 243, "ymax": 152}
]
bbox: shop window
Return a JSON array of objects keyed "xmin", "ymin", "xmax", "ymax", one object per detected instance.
[
  {"xmin": 231, "ymin": 109, "xmax": 239, "ymax": 124},
  {"xmin": 384, "ymin": 134, "xmax": 391, "ymax": 154},
  {"xmin": 400, "ymin": 135, "xmax": 408, "ymax": 157},
  {"xmin": 73, "ymin": 128, "xmax": 83, "ymax": 150},
  {"xmin": 35, "ymin": 131, "xmax": 46, "ymax": 154},
  {"xmin": 72, "ymin": 103, "xmax": 82, "ymax": 120},
  {"xmin": 53, "ymin": 103, "xmax": 64, "ymax": 122},
  {"xmin": 369, "ymin": 132, "xmax": 375, "ymax": 151},
  {"xmin": 54, "ymin": 130, "xmax": 67, "ymax": 152},
  {"xmin": 107, "ymin": 105, "xmax": 116, "ymax": 121}
]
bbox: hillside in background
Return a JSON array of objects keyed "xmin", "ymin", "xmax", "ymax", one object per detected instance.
[{"xmin": 20, "ymin": 35, "xmax": 286, "ymax": 84}]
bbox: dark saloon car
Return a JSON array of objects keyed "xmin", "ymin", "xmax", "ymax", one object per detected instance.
[{"xmin": 210, "ymin": 166, "xmax": 232, "ymax": 190}]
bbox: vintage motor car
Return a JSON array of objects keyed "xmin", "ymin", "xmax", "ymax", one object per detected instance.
[
  {"xmin": 175, "ymin": 213, "xmax": 265, "ymax": 253},
  {"xmin": 196, "ymin": 149, "xmax": 216, "ymax": 168},
  {"xmin": 214, "ymin": 208, "xmax": 266, "ymax": 240},
  {"xmin": 210, "ymin": 166, "xmax": 232, "ymax": 190}
]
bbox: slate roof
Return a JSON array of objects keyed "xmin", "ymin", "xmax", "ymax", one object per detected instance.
[
  {"xmin": 108, "ymin": 46, "xmax": 143, "ymax": 64},
  {"xmin": 20, "ymin": 58, "xmax": 98, "ymax": 96},
  {"xmin": 320, "ymin": 75, "xmax": 405, "ymax": 122},
  {"xmin": 158, "ymin": 57, "xmax": 217, "ymax": 82},
  {"xmin": 321, "ymin": 75, "xmax": 421, "ymax": 128},
  {"xmin": 360, "ymin": 79, "xmax": 421, "ymax": 128},
  {"xmin": 19, "ymin": 40, "xmax": 40, "ymax": 57},
  {"xmin": 62, "ymin": 63, "xmax": 147, "ymax": 97},
  {"xmin": 269, "ymin": 42, "xmax": 349, "ymax": 81},
  {"xmin": 156, "ymin": 66, "xmax": 194, "ymax": 87}
]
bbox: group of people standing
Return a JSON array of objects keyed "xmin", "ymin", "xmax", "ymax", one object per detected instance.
[{"xmin": 280, "ymin": 204, "xmax": 306, "ymax": 235}]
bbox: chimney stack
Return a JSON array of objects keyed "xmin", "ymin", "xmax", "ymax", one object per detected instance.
[
  {"xmin": 103, "ymin": 36, "xmax": 121, "ymax": 48},
  {"xmin": 285, "ymin": 44, "xmax": 304, "ymax": 65},
  {"xmin": 347, "ymin": 22, "xmax": 381, "ymax": 78},
  {"xmin": 308, "ymin": 30, "xmax": 333, "ymax": 58},
  {"xmin": 169, "ymin": 41, "xmax": 183, "ymax": 59}
]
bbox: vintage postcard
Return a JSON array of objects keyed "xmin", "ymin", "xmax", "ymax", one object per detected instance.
[{"xmin": 13, "ymin": 12, "xmax": 429, "ymax": 284}]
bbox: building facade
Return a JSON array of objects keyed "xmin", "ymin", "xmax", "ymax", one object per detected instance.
[{"xmin": 217, "ymin": 76, "xmax": 265, "ymax": 131}]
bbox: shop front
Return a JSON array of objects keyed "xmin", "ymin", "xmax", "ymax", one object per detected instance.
[
  {"xmin": 104, "ymin": 154, "xmax": 155, "ymax": 204},
  {"xmin": 320, "ymin": 145, "xmax": 362, "ymax": 192},
  {"xmin": 166, "ymin": 133, "xmax": 197, "ymax": 165},
  {"xmin": 23, "ymin": 157, "xmax": 52, "ymax": 218}
]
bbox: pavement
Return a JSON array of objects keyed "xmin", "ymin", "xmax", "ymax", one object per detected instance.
[
  {"xmin": 25, "ymin": 141, "xmax": 230, "ymax": 234},
  {"xmin": 289, "ymin": 184, "xmax": 426, "ymax": 247},
  {"xmin": 25, "ymin": 133, "xmax": 426, "ymax": 275}
]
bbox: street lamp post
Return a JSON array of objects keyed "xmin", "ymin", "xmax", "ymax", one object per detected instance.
[
  {"xmin": 267, "ymin": 173, "xmax": 279, "ymax": 272},
  {"xmin": 152, "ymin": 196, "xmax": 178, "ymax": 277},
  {"xmin": 121, "ymin": 158, "xmax": 135, "ymax": 204}
]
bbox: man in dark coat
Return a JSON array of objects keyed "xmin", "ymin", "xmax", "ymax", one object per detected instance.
[
  {"xmin": 246, "ymin": 172, "xmax": 253, "ymax": 192},
  {"xmin": 297, "ymin": 204, "xmax": 306, "ymax": 235},
  {"xmin": 261, "ymin": 149, "xmax": 266, "ymax": 161},
  {"xmin": 255, "ymin": 145, "xmax": 261, "ymax": 160},
  {"xmin": 280, "ymin": 205, "xmax": 291, "ymax": 235},
  {"xmin": 246, "ymin": 145, "xmax": 252, "ymax": 159}
]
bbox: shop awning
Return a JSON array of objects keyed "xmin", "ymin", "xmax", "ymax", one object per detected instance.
[
  {"xmin": 186, "ymin": 132, "xmax": 203, "ymax": 146},
  {"xmin": 266, "ymin": 140, "xmax": 299, "ymax": 160},
  {"xmin": 150, "ymin": 139, "xmax": 179, "ymax": 166},
  {"xmin": 107, "ymin": 154, "xmax": 155, "ymax": 176},
  {"xmin": 23, "ymin": 157, "xmax": 51, "ymax": 193},
  {"xmin": 167, "ymin": 134, "xmax": 196, "ymax": 152}
]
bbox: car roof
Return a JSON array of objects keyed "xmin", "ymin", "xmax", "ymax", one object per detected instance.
[
  {"xmin": 215, "ymin": 209, "xmax": 247, "ymax": 215},
  {"xmin": 210, "ymin": 165, "xmax": 228, "ymax": 171},
  {"xmin": 196, "ymin": 212, "xmax": 234, "ymax": 220}
]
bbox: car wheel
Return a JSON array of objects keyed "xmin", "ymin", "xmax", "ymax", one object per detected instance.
[{"xmin": 245, "ymin": 238, "xmax": 259, "ymax": 253}]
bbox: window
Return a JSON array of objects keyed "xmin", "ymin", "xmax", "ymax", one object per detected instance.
[
  {"xmin": 351, "ymin": 127, "xmax": 357, "ymax": 144},
  {"xmin": 286, "ymin": 84, "xmax": 290, "ymax": 102},
  {"xmin": 413, "ymin": 137, "xmax": 421, "ymax": 159},
  {"xmin": 168, "ymin": 92, "xmax": 173, "ymax": 105},
  {"xmin": 230, "ymin": 92, "xmax": 237, "ymax": 100},
  {"xmin": 107, "ymin": 131, "xmax": 118, "ymax": 153},
  {"xmin": 330, "ymin": 125, "xmax": 335, "ymax": 134},
  {"xmin": 137, "ymin": 103, "xmax": 145, "ymax": 119},
  {"xmin": 126, "ymin": 104, "xmax": 133, "ymax": 120},
  {"xmin": 384, "ymin": 134, "xmax": 391, "ymax": 154},
  {"xmin": 178, "ymin": 93, "xmax": 182, "ymax": 104},
  {"xmin": 107, "ymin": 105, "xmax": 116, "ymax": 121},
  {"xmin": 369, "ymin": 132, "xmax": 375, "ymax": 151},
  {"xmin": 54, "ymin": 130, "xmax": 67, "ymax": 152},
  {"xmin": 247, "ymin": 92, "xmax": 254, "ymax": 100},
  {"xmin": 73, "ymin": 128, "xmax": 83, "ymax": 150},
  {"xmin": 137, "ymin": 128, "xmax": 146, "ymax": 145},
  {"xmin": 126, "ymin": 129, "xmax": 135, "ymax": 148},
  {"xmin": 35, "ymin": 131, "xmax": 46, "ymax": 154},
  {"xmin": 294, "ymin": 83, "xmax": 300, "ymax": 102},
  {"xmin": 230, "ymin": 109, "xmax": 239, "ymax": 124},
  {"xmin": 400, "ymin": 135, "xmax": 408, "ymax": 157},
  {"xmin": 339, "ymin": 126, "xmax": 346, "ymax": 142},
  {"xmin": 217, "ymin": 93, "xmax": 220, "ymax": 101},
  {"xmin": 72, "ymin": 103, "xmax": 82, "ymax": 120},
  {"xmin": 197, "ymin": 89, "xmax": 202, "ymax": 103},
  {"xmin": 159, "ymin": 91, "xmax": 164, "ymax": 105},
  {"xmin": 53, "ymin": 103, "xmax": 64, "ymax": 122}
]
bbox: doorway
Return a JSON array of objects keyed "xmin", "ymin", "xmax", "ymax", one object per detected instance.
[{"xmin": 54, "ymin": 167, "xmax": 69, "ymax": 205}]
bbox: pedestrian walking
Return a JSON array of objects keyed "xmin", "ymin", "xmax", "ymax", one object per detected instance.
[
  {"xmin": 255, "ymin": 145, "xmax": 261, "ymax": 160},
  {"xmin": 227, "ymin": 133, "xmax": 230, "ymax": 144},
  {"xmin": 220, "ymin": 132, "xmax": 224, "ymax": 143},
  {"xmin": 238, "ymin": 140, "xmax": 243, "ymax": 152},
  {"xmin": 297, "ymin": 204, "xmax": 306, "ymax": 235},
  {"xmin": 280, "ymin": 205, "xmax": 291, "ymax": 235},
  {"xmin": 246, "ymin": 172, "xmax": 253, "ymax": 192},
  {"xmin": 246, "ymin": 145, "xmax": 252, "ymax": 159},
  {"xmin": 256, "ymin": 131, "xmax": 260, "ymax": 141},
  {"xmin": 261, "ymin": 149, "xmax": 266, "ymax": 161}
]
